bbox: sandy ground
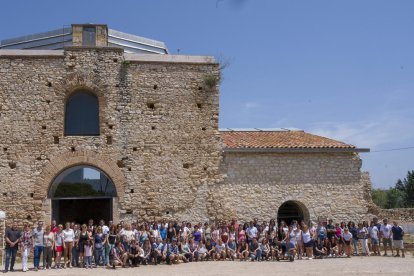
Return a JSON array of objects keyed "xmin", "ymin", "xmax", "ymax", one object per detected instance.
[{"xmin": 4, "ymin": 255, "xmax": 414, "ymax": 276}]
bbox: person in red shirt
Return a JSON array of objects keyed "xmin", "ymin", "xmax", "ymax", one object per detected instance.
[{"xmin": 51, "ymin": 219, "xmax": 59, "ymax": 233}]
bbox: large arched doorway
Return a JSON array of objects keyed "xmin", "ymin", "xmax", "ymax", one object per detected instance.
[
  {"xmin": 277, "ymin": 200, "xmax": 309, "ymax": 226},
  {"xmin": 49, "ymin": 165, "xmax": 117, "ymax": 224}
]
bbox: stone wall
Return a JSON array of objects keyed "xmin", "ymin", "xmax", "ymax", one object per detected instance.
[
  {"xmin": 368, "ymin": 205, "xmax": 414, "ymax": 224},
  {"xmin": 0, "ymin": 47, "xmax": 223, "ymax": 226},
  {"xmin": 217, "ymin": 151, "xmax": 372, "ymax": 223}
]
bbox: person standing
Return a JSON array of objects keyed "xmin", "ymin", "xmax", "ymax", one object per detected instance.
[
  {"xmin": 247, "ymin": 222, "xmax": 258, "ymax": 246},
  {"xmin": 357, "ymin": 223, "xmax": 370, "ymax": 256},
  {"xmin": 43, "ymin": 225, "xmax": 55, "ymax": 269},
  {"xmin": 326, "ymin": 219, "xmax": 335, "ymax": 241},
  {"xmin": 71, "ymin": 224, "xmax": 80, "ymax": 267},
  {"xmin": 78, "ymin": 224, "xmax": 90, "ymax": 268},
  {"xmin": 106, "ymin": 225, "xmax": 117, "ymax": 268},
  {"xmin": 84, "ymin": 240, "xmax": 93, "ymax": 269},
  {"xmin": 301, "ymin": 224, "xmax": 314, "ymax": 260},
  {"xmin": 391, "ymin": 221, "xmax": 405, "ymax": 258},
  {"xmin": 20, "ymin": 224, "xmax": 32, "ymax": 272},
  {"xmin": 372, "ymin": 217, "xmax": 382, "ymax": 249},
  {"xmin": 4, "ymin": 222, "xmax": 21, "ymax": 273},
  {"xmin": 99, "ymin": 220, "xmax": 110, "ymax": 266},
  {"xmin": 348, "ymin": 221, "xmax": 359, "ymax": 256},
  {"xmin": 32, "ymin": 221, "xmax": 44, "ymax": 271},
  {"xmin": 54, "ymin": 225, "xmax": 64, "ymax": 269},
  {"xmin": 63, "ymin": 222, "xmax": 74, "ymax": 268},
  {"xmin": 51, "ymin": 220, "xmax": 58, "ymax": 233},
  {"xmin": 342, "ymin": 228, "xmax": 353, "ymax": 258},
  {"xmin": 94, "ymin": 226, "xmax": 106, "ymax": 266},
  {"xmin": 380, "ymin": 219, "xmax": 393, "ymax": 256},
  {"xmin": 369, "ymin": 221, "xmax": 380, "ymax": 256}
]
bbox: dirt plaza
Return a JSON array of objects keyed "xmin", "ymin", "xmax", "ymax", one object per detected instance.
[{"xmin": 5, "ymin": 255, "xmax": 414, "ymax": 276}]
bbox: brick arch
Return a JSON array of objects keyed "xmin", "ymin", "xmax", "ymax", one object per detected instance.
[
  {"xmin": 35, "ymin": 150, "xmax": 126, "ymax": 203},
  {"xmin": 54, "ymin": 71, "xmax": 108, "ymax": 135}
]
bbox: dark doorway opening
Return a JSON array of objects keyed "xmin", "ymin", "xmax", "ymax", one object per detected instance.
[
  {"xmin": 49, "ymin": 165, "xmax": 117, "ymax": 225},
  {"xmin": 277, "ymin": 201, "xmax": 306, "ymax": 226},
  {"xmin": 52, "ymin": 198, "xmax": 112, "ymax": 225}
]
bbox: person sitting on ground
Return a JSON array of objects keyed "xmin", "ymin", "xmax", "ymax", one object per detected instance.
[
  {"xmin": 328, "ymin": 236, "xmax": 339, "ymax": 257},
  {"xmin": 128, "ymin": 239, "xmax": 143, "ymax": 267},
  {"xmin": 111, "ymin": 241, "xmax": 128, "ymax": 268},
  {"xmin": 167, "ymin": 238, "xmax": 180, "ymax": 265},
  {"xmin": 214, "ymin": 239, "xmax": 226, "ymax": 261},
  {"xmin": 313, "ymin": 238, "xmax": 327, "ymax": 259},
  {"xmin": 158, "ymin": 237, "xmax": 168, "ymax": 264},
  {"xmin": 150, "ymin": 235, "xmax": 161, "ymax": 265},
  {"xmin": 237, "ymin": 239, "xmax": 249, "ymax": 261},
  {"xmin": 249, "ymin": 238, "xmax": 261, "ymax": 262},
  {"xmin": 179, "ymin": 238, "xmax": 191, "ymax": 263},
  {"xmin": 142, "ymin": 239, "xmax": 152, "ymax": 265},
  {"xmin": 284, "ymin": 236, "xmax": 296, "ymax": 259},
  {"xmin": 205, "ymin": 238, "xmax": 215, "ymax": 261},
  {"xmin": 188, "ymin": 238, "xmax": 199, "ymax": 262},
  {"xmin": 197, "ymin": 240, "xmax": 208, "ymax": 261},
  {"xmin": 260, "ymin": 238, "xmax": 270, "ymax": 261},
  {"xmin": 227, "ymin": 238, "xmax": 237, "ymax": 261}
]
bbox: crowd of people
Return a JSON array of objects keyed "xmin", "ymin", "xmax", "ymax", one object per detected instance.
[{"xmin": 3, "ymin": 217, "xmax": 406, "ymax": 272}]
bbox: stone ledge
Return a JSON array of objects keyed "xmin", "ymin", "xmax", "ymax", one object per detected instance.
[
  {"xmin": 0, "ymin": 49, "xmax": 64, "ymax": 57},
  {"xmin": 124, "ymin": 53, "xmax": 217, "ymax": 64},
  {"xmin": 64, "ymin": 46, "xmax": 124, "ymax": 52}
]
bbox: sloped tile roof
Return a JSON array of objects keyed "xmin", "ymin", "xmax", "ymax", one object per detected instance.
[{"xmin": 220, "ymin": 130, "xmax": 355, "ymax": 149}]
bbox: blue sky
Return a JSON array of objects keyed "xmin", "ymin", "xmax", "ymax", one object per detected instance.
[{"xmin": 1, "ymin": 0, "xmax": 413, "ymax": 188}]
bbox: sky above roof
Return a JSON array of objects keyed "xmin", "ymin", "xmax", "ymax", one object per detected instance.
[{"xmin": 1, "ymin": 0, "xmax": 413, "ymax": 188}]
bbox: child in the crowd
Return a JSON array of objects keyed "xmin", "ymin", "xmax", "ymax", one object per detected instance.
[{"xmin": 84, "ymin": 239, "xmax": 93, "ymax": 269}]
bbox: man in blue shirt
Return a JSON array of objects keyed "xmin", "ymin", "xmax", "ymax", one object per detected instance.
[
  {"xmin": 391, "ymin": 221, "xmax": 405, "ymax": 258},
  {"xmin": 159, "ymin": 223, "xmax": 167, "ymax": 242}
]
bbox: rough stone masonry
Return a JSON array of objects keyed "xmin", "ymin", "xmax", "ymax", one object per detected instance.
[{"xmin": 0, "ymin": 46, "xmax": 226, "ymax": 224}]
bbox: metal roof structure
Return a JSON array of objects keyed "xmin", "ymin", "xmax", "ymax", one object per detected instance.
[{"xmin": 0, "ymin": 26, "xmax": 168, "ymax": 54}]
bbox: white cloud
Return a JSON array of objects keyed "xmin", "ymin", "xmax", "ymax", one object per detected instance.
[
  {"xmin": 242, "ymin": 102, "xmax": 259, "ymax": 110},
  {"xmin": 309, "ymin": 111, "xmax": 414, "ymax": 149}
]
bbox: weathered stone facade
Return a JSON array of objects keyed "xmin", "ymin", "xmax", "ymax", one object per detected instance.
[
  {"xmin": 217, "ymin": 152, "xmax": 372, "ymax": 224},
  {"xmin": 0, "ymin": 47, "xmax": 223, "ymax": 224}
]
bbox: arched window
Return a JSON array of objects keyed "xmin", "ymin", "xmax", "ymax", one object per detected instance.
[
  {"xmin": 64, "ymin": 90, "xmax": 99, "ymax": 136},
  {"xmin": 49, "ymin": 165, "xmax": 117, "ymax": 198}
]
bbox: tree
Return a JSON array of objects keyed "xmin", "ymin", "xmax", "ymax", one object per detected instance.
[
  {"xmin": 385, "ymin": 188, "xmax": 406, "ymax": 209},
  {"xmin": 395, "ymin": 170, "xmax": 414, "ymax": 207},
  {"xmin": 372, "ymin": 188, "xmax": 387, "ymax": 208}
]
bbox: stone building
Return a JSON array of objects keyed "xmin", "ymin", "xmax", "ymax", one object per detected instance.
[{"xmin": 0, "ymin": 24, "xmax": 371, "ymax": 226}]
